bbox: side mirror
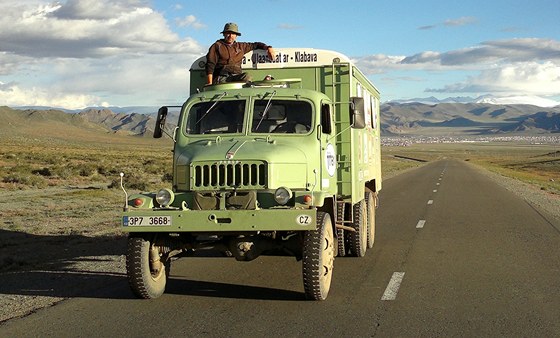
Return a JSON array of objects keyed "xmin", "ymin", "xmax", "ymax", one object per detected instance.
[
  {"xmin": 350, "ymin": 97, "xmax": 366, "ymax": 129},
  {"xmin": 153, "ymin": 106, "xmax": 168, "ymax": 138}
]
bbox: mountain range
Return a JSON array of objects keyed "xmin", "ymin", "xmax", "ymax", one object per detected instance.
[
  {"xmin": 381, "ymin": 102, "xmax": 559, "ymax": 135},
  {"xmin": 2, "ymin": 97, "xmax": 559, "ymax": 139},
  {"xmin": 388, "ymin": 94, "xmax": 560, "ymax": 108}
]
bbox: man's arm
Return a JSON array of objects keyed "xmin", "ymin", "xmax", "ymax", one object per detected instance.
[
  {"xmin": 242, "ymin": 42, "xmax": 276, "ymax": 60},
  {"xmin": 205, "ymin": 42, "xmax": 219, "ymax": 85}
]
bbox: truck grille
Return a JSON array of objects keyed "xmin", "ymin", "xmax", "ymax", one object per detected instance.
[{"xmin": 192, "ymin": 161, "xmax": 267, "ymax": 189}]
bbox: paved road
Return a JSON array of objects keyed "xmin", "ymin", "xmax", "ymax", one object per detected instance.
[{"xmin": 2, "ymin": 160, "xmax": 559, "ymax": 337}]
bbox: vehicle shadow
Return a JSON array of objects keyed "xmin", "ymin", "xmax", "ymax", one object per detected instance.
[
  {"xmin": 0, "ymin": 230, "xmax": 305, "ymax": 302},
  {"xmin": 0, "ymin": 229, "xmax": 133, "ymax": 300},
  {"xmin": 166, "ymin": 278, "xmax": 305, "ymax": 301}
]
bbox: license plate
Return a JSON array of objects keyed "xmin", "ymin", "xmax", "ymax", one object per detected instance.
[{"xmin": 124, "ymin": 216, "xmax": 172, "ymax": 226}]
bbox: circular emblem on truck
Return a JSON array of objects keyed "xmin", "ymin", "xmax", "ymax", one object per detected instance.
[{"xmin": 325, "ymin": 143, "xmax": 336, "ymax": 177}]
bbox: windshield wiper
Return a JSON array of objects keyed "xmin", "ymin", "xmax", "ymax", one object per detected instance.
[
  {"xmin": 253, "ymin": 90, "xmax": 277, "ymax": 132},
  {"xmin": 196, "ymin": 92, "xmax": 227, "ymax": 125}
]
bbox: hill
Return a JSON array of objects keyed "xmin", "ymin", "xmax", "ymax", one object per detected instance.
[
  {"xmin": 0, "ymin": 106, "xmax": 170, "ymax": 144},
  {"xmin": 78, "ymin": 108, "xmax": 156, "ymax": 136},
  {"xmin": 381, "ymin": 102, "xmax": 560, "ymax": 135},
  {"xmin": 0, "ymin": 106, "xmax": 107, "ymax": 139}
]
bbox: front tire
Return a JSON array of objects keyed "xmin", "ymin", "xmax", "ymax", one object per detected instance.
[
  {"xmin": 126, "ymin": 235, "xmax": 171, "ymax": 299},
  {"xmin": 302, "ymin": 212, "xmax": 335, "ymax": 301}
]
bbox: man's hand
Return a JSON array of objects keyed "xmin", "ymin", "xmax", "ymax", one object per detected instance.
[{"xmin": 267, "ymin": 47, "xmax": 276, "ymax": 60}]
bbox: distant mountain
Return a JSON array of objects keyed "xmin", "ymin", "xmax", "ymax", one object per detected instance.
[
  {"xmin": 0, "ymin": 106, "xmax": 109, "ymax": 140},
  {"xmin": 78, "ymin": 108, "xmax": 156, "ymax": 136},
  {"xmin": 381, "ymin": 102, "xmax": 560, "ymax": 135},
  {"xmin": 388, "ymin": 95, "xmax": 560, "ymax": 108},
  {"xmin": 15, "ymin": 105, "xmax": 160, "ymax": 115}
]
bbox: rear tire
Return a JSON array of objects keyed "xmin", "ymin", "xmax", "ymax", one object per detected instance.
[
  {"xmin": 302, "ymin": 212, "xmax": 335, "ymax": 300},
  {"xmin": 336, "ymin": 228, "xmax": 346, "ymax": 257},
  {"xmin": 348, "ymin": 200, "xmax": 367, "ymax": 257},
  {"xmin": 126, "ymin": 235, "xmax": 170, "ymax": 299},
  {"xmin": 365, "ymin": 189, "xmax": 376, "ymax": 249}
]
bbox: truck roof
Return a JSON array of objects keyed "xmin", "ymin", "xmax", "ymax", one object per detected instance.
[{"xmin": 190, "ymin": 48, "xmax": 353, "ymax": 71}]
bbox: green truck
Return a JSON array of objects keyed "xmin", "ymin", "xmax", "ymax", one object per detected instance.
[{"xmin": 120, "ymin": 48, "xmax": 382, "ymax": 300}]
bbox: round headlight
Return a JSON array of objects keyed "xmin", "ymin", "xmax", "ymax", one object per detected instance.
[
  {"xmin": 155, "ymin": 188, "xmax": 174, "ymax": 207},
  {"xmin": 274, "ymin": 187, "xmax": 292, "ymax": 205}
]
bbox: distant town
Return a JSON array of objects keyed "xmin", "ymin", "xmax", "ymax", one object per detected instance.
[{"xmin": 381, "ymin": 135, "xmax": 560, "ymax": 147}]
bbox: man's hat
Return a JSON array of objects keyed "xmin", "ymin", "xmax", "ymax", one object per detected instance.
[{"xmin": 221, "ymin": 22, "xmax": 241, "ymax": 36}]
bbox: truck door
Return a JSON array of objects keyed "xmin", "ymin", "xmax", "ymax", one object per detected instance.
[{"xmin": 319, "ymin": 102, "xmax": 337, "ymax": 193}]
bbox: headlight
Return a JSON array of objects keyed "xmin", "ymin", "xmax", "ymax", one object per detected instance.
[
  {"xmin": 274, "ymin": 187, "xmax": 292, "ymax": 205},
  {"xmin": 155, "ymin": 188, "xmax": 174, "ymax": 207}
]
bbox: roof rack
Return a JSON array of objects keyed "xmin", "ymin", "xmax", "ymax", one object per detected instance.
[{"xmin": 249, "ymin": 78, "xmax": 302, "ymax": 88}]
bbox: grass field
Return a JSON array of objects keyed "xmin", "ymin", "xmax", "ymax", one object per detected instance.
[{"xmin": 1, "ymin": 135, "xmax": 558, "ymax": 271}]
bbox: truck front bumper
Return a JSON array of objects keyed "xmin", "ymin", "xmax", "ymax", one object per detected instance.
[{"xmin": 122, "ymin": 208, "xmax": 317, "ymax": 233}]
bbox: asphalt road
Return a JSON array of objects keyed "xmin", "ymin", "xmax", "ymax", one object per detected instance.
[{"xmin": 2, "ymin": 160, "xmax": 559, "ymax": 337}]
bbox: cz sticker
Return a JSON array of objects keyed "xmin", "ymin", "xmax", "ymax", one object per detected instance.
[{"xmin": 296, "ymin": 214, "xmax": 313, "ymax": 226}]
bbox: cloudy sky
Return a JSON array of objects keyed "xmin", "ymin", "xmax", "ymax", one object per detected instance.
[{"xmin": 0, "ymin": 0, "xmax": 559, "ymax": 109}]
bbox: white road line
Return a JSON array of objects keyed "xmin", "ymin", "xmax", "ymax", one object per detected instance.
[
  {"xmin": 433, "ymin": 189, "xmax": 437, "ymax": 193},
  {"xmin": 381, "ymin": 272, "xmax": 406, "ymax": 300},
  {"xmin": 416, "ymin": 220, "xmax": 426, "ymax": 228},
  {"xmin": 427, "ymin": 200, "xmax": 434, "ymax": 205},
  {"xmin": 436, "ymin": 183, "xmax": 440, "ymax": 186}
]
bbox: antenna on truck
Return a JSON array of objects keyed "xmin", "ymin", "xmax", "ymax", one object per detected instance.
[{"xmin": 120, "ymin": 172, "xmax": 128, "ymax": 211}]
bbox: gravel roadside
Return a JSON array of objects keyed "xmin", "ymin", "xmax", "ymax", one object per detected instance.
[
  {"xmin": 1, "ymin": 162, "xmax": 559, "ymax": 325},
  {"xmin": 468, "ymin": 161, "xmax": 560, "ymax": 230}
]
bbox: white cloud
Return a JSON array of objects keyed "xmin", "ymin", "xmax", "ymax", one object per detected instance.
[
  {"xmin": 440, "ymin": 38, "xmax": 560, "ymax": 65},
  {"xmin": 418, "ymin": 16, "xmax": 477, "ymax": 30},
  {"xmin": 0, "ymin": 0, "xmax": 204, "ymax": 58},
  {"xmin": 176, "ymin": 15, "xmax": 206, "ymax": 29},
  {"xmin": 356, "ymin": 38, "xmax": 560, "ymax": 97},
  {"xmin": 52, "ymin": 0, "xmax": 150, "ymax": 20},
  {"xmin": 278, "ymin": 23, "xmax": 304, "ymax": 30},
  {"xmin": 395, "ymin": 38, "xmax": 560, "ymax": 67},
  {"xmin": 354, "ymin": 54, "xmax": 407, "ymax": 74},
  {"xmin": 444, "ymin": 16, "xmax": 477, "ymax": 27},
  {"xmin": 428, "ymin": 61, "xmax": 560, "ymax": 96},
  {"xmin": 0, "ymin": 82, "xmax": 102, "ymax": 109},
  {"xmin": 0, "ymin": 0, "xmax": 205, "ymax": 108}
]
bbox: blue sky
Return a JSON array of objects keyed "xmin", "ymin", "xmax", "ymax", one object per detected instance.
[{"xmin": 0, "ymin": 0, "xmax": 559, "ymax": 109}]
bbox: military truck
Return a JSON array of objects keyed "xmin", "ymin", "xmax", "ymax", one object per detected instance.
[{"xmin": 120, "ymin": 48, "xmax": 381, "ymax": 301}]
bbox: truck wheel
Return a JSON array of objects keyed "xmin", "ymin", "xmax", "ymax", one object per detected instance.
[
  {"xmin": 302, "ymin": 211, "xmax": 335, "ymax": 300},
  {"xmin": 336, "ymin": 228, "xmax": 346, "ymax": 257},
  {"xmin": 365, "ymin": 189, "xmax": 376, "ymax": 249},
  {"xmin": 126, "ymin": 235, "xmax": 171, "ymax": 299},
  {"xmin": 348, "ymin": 200, "xmax": 367, "ymax": 257}
]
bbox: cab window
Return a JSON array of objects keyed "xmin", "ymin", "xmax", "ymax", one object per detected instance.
[
  {"xmin": 185, "ymin": 100, "xmax": 245, "ymax": 134},
  {"xmin": 252, "ymin": 100, "xmax": 312, "ymax": 134}
]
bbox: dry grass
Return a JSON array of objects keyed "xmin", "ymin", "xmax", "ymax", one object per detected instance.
[{"xmin": 0, "ymin": 136, "xmax": 173, "ymax": 237}]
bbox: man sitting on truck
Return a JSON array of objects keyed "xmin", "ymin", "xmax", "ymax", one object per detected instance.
[{"xmin": 205, "ymin": 22, "xmax": 276, "ymax": 85}]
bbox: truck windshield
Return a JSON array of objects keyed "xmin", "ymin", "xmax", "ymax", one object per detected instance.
[
  {"xmin": 251, "ymin": 100, "xmax": 312, "ymax": 134},
  {"xmin": 185, "ymin": 100, "xmax": 246, "ymax": 134}
]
